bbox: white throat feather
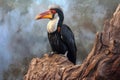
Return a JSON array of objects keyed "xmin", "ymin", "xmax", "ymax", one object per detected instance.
[{"xmin": 47, "ymin": 14, "xmax": 59, "ymax": 33}]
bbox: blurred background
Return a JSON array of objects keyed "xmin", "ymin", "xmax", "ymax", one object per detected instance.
[{"xmin": 0, "ymin": 0, "xmax": 119, "ymax": 79}]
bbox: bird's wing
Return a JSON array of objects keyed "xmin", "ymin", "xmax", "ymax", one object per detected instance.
[{"xmin": 60, "ymin": 24, "xmax": 77, "ymax": 53}]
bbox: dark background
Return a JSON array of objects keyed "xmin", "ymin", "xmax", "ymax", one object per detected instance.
[{"xmin": 0, "ymin": 0, "xmax": 119, "ymax": 79}]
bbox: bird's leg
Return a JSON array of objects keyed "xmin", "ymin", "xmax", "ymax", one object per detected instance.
[
  {"xmin": 64, "ymin": 51, "xmax": 68, "ymax": 57},
  {"xmin": 48, "ymin": 51, "xmax": 54, "ymax": 57},
  {"xmin": 50, "ymin": 51, "xmax": 54, "ymax": 54},
  {"xmin": 48, "ymin": 51, "xmax": 56, "ymax": 56}
]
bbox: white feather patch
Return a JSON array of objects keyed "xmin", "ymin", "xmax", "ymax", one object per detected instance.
[{"xmin": 47, "ymin": 14, "xmax": 59, "ymax": 33}]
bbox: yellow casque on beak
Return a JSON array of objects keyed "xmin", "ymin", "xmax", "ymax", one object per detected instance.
[{"xmin": 35, "ymin": 10, "xmax": 53, "ymax": 20}]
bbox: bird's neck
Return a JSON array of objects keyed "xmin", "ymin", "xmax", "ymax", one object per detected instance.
[
  {"xmin": 47, "ymin": 12, "xmax": 64, "ymax": 33},
  {"xmin": 47, "ymin": 16, "xmax": 60, "ymax": 33}
]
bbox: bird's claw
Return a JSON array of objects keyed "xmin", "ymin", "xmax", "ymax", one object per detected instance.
[
  {"xmin": 48, "ymin": 51, "xmax": 55, "ymax": 56},
  {"xmin": 50, "ymin": 51, "xmax": 54, "ymax": 54}
]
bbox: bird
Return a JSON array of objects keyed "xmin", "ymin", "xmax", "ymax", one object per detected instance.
[{"xmin": 35, "ymin": 5, "xmax": 77, "ymax": 64}]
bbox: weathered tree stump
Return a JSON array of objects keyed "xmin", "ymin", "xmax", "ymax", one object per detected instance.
[{"xmin": 24, "ymin": 4, "xmax": 120, "ymax": 80}]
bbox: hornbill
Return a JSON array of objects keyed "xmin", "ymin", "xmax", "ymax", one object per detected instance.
[{"xmin": 35, "ymin": 5, "xmax": 77, "ymax": 64}]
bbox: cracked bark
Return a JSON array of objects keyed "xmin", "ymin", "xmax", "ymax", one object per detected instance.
[{"xmin": 24, "ymin": 4, "xmax": 120, "ymax": 80}]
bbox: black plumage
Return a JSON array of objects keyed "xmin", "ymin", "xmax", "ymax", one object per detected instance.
[
  {"xmin": 48, "ymin": 8, "xmax": 77, "ymax": 64},
  {"xmin": 48, "ymin": 24, "xmax": 77, "ymax": 64}
]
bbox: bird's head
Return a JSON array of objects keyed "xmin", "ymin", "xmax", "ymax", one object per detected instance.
[{"xmin": 35, "ymin": 5, "xmax": 63, "ymax": 20}]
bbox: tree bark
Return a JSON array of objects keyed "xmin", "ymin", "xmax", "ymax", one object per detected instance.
[{"xmin": 24, "ymin": 4, "xmax": 120, "ymax": 80}]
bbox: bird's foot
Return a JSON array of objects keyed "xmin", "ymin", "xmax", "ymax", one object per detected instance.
[
  {"xmin": 48, "ymin": 51, "xmax": 55, "ymax": 56},
  {"xmin": 50, "ymin": 51, "xmax": 54, "ymax": 54}
]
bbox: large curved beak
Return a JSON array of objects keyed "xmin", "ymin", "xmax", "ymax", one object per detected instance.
[{"xmin": 35, "ymin": 10, "xmax": 53, "ymax": 20}]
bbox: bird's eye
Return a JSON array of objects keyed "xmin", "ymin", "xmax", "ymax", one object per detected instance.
[{"xmin": 51, "ymin": 10, "xmax": 56, "ymax": 14}]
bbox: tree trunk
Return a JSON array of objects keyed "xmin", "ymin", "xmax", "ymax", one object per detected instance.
[{"xmin": 24, "ymin": 4, "xmax": 120, "ymax": 80}]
